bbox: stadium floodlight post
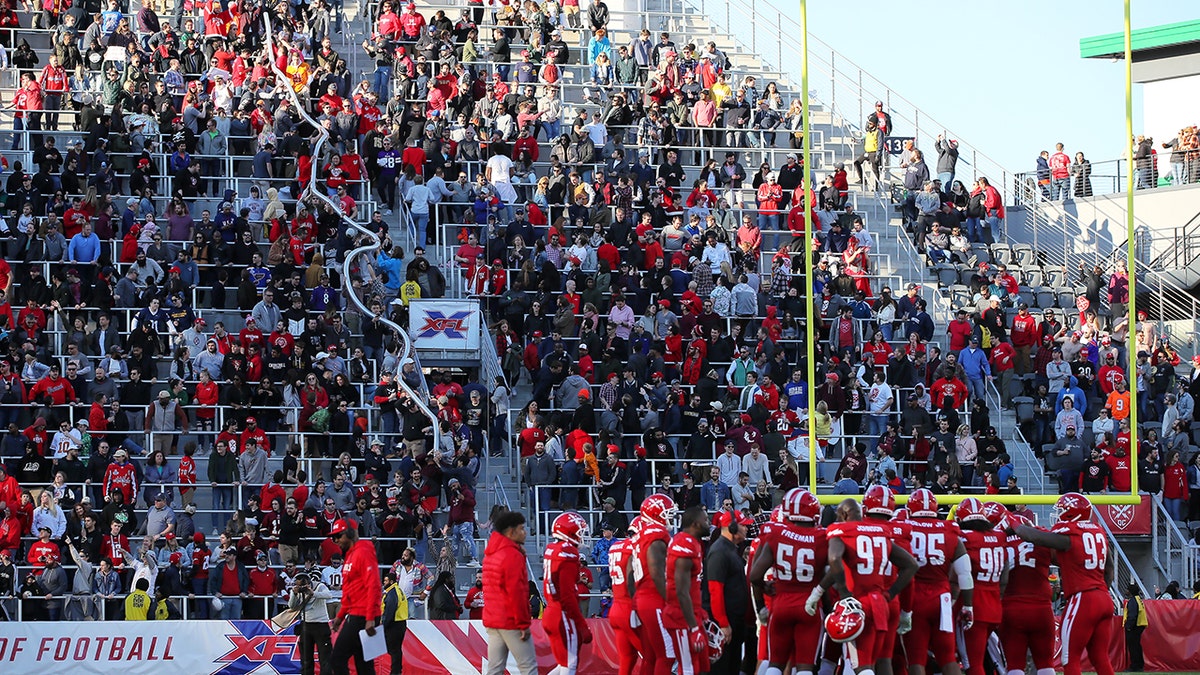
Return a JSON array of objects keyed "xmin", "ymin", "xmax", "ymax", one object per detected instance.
[
  {"xmin": 1124, "ymin": 0, "xmax": 1139, "ymax": 497},
  {"xmin": 800, "ymin": 0, "xmax": 818, "ymax": 495},
  {"xmin": 260, "ymin": 11, "xmax": 441, "ymax": 457}
]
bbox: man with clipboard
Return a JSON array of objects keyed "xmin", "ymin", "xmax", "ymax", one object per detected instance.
[{"xmin": 329, "ymin": 518, "xmax": 384, "ymax": 675}]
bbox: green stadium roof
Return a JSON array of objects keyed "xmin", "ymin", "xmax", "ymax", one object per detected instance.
[{"xmin": 1080, "ymin": 19, "xmax": 1200, "ymax": 59}]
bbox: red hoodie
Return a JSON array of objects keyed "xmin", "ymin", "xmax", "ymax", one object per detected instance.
[
  {"xmin": 482, "ymin": 531, "xmax": 532, "ymax": 630},
  {"xmin": 337, "ymin": 539, "xmax": 382, "ymax": 621}
]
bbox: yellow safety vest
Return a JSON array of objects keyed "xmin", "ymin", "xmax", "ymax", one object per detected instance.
[
  {"xmin": 125, "ymin": 590, "xmax": 151, "ymax": 621},
  {"xmin": 1123, "ymin": 596, "xmax": 1148, "ymax": 627},
  {"xmin": 382, "ymin": 583, "xmax": 409, "ymax": 622}
]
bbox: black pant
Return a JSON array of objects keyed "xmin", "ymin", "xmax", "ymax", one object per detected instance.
[
  {"xmin": 1126, "ymin": 627, "xmax": 1145, "ymax": 671},
  {"xmin": 331, "ymin": 614, "xmax": 372, "ymax": 675},
  {"xmin": 385, "ymin": 621, "xmax": 407, "ymax": 675},
  {"xmin": 298, "ymin": 620, "xmax": 332, "ymax": 675}
]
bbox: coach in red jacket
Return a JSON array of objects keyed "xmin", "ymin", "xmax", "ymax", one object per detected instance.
[
  {"xmin": 329, "ymin": 519, "xmax": 382, "ymax": 675},
  {"xmin": 483, "ymin": 510, "xmax": 537, "ymax": 675}
]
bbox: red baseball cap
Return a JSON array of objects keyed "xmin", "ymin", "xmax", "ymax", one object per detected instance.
[
  {"xmin": 329, "ymin": 519, "xmax": 350, "ymax": 537},
  {"xmin": 713, "ymin": 510, "xmax": 753, "ymax": 528}
]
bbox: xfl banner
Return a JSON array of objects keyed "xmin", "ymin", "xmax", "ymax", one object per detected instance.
[{"xmin": 408, "ymin": 299, "xmax": 481, "ymax": 350}]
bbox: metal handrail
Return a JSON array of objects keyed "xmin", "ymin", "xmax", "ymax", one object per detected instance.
[
  {"xmin": 259, "ymin": 10, "xmax": 441, "ymax": 456},
  {"xmin": 1096, "ymin": 513, "xmax": 1150, "ymax": 600}
]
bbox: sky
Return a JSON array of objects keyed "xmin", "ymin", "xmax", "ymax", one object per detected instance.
[{"xmin": 757, "ymin": 0, "xmax": 1198, "ymax": 176}]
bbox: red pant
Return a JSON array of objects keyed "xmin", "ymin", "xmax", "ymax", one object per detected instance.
[
  {"xmin": 999, "ymin": 600, "xmax": 1055, "ymax": 671},
  {"xmin": 663, "ymin": 624, "xmax": 708, "ymax": 675},
  {"xmin": 766, "ymin": 597, "xmax": 823, "ymax": 667},
  {"xmin": 842, "ymin": 591, "xmax": 893, "ymax": 669},
  {"xmin": 963, "ymin": 620, "xmax": 1000, "ymax": 675},
  {"xmin": 543, "ymin": 602, "xmax": 582, "ymax": 673},
  {"xmin": 635, "ymin": 600, "xmax": 671, "ymax": 675},
  {"xmin": 905, "ymin": 590, "xmax": 956, "ymax": 668},
  {"xmin": 1061, "ymin": 589, "xmax": 1115, "ymax": 675},
  {"xmin": 609, "ymin": 600, "xmax": 642, "ymax": 675}
]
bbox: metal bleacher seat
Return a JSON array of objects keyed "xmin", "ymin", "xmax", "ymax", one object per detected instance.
[
  {"xmin": 950, "ymin": 284, "xmax": 972, "ymax": 310},
  {"xmin": 958, "ymin": 267, "xmax": 977, "ymax": 285},
  {"xmin": 970, "ymin": 244, "xmax": 992, "ymax": 265},
  {"xmin": 1046, "ymin": 267, "xmax": 1067, "ymax": 288},
  {"xmin": 1035, "ymin": 286, "xmax": 1056, "ymax": 309},
  {"xmin": 1056, "ymin": 287, "xmax": 1076, "ymax": 309},
  {"xmin": 1017, "ymin": 285, "xmax": 1034, "ymax": 303},
  {"xmin": 1024, "ymin": 267, "xmax": 1045, "ymax": 287},
  {"xmin": 935, "ymin": 264, "xmax": 959, "ymax": 287},
  {"xmin": 990, "ymin": 244, "xmax": 1013, "ymax": 266},
  {"xmin": 1013, "ymin": 244, "xmax": 1037, "ymax": 268}
]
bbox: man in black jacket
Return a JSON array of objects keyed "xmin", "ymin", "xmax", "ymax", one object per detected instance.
[{"xmin": 706, "ymin": 512, "xmax": 751, "ymax": 673}]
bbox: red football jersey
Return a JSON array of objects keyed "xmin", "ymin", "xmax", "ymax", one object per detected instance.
[
  {"xmin": 662, "ymin": 532, "xmax": 704, "ymax": 629},
  {"xmin": 543, "ymin": 540, "xmax": 584, "ymax": 620},
  {"xmin": 1049, "ymin": 521, "xmax": 1108, "ymax": 597},
  {"xmin": 1004, "ymin": 534, "xmax": 1052, "ymax": 604},
  {"xmin": 762, "ymin": 523, "xmax": 827, "ymax": 595},
  {"xmin": 909, "ymin": 519, "xmax": 963, "ymax": 594},
  {"xmin": 826, "ymin": 520, "xmax": 896, "ymax": 596},
  {"xmin": 632, "ymin": 522, "xmax": 671, "ymax": 604},
  {"xmin": 962, "ymin": 529, "xmax": 1007, "ymax": 622},
  {"xmin": 608, "ymin": 538, "xmax": 634, "ymax": 604}
]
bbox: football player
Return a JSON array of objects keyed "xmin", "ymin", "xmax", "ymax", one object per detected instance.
[
  {"xmin": 818, "ymin": 496, "xmax": 918, "ymax": 675},
  {"xmin": 749, "ymin": 488, "xmax": 827, "ymax": 675},
  {"xmin": 1000, "ymin": 511, "xmax": 1055, "ymax": 675},
  {"xmin": 542, "ymin": 512, "xmax": 593, "ymax": 675},
  {"xmin": 955, "ymin": 498, "xmax": 1007, "ymax": 675},
  {"xmin": 662, "ymin": 505, "xmax": 713, "ymax": 675},
  {"xmin": 903, "ymin": 489, "xmax": 972, "ymax": 675},
  {"xmin": 608, "ymin": 516, "xmax": 644, "ymax": 675},
  {"xmin": 633, "ymin": 494, "xmax": 677, "ymax": 675},
  {"xmin": 1011, "ymin": 492, "xmax": 1115, "ymax": 675}
]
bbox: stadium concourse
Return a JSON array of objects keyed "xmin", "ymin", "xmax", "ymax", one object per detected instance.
[{"xmin": 0, "ymin": 0, "xmax": 1198, "ymax": 672}]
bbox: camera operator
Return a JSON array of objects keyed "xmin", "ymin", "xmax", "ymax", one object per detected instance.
[{"xmin": 288, "ymin": 572, "xmax": 333, "ymax": 675}]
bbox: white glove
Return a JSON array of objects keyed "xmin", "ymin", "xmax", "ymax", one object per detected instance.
[
  {"xmin": 757, "ymin": 606, "xmax": 770, "ymax": 628},
  {"xmin": 805, "ymin": 586, "xmax": 824, "ymax": 616},
  {"xmin": 897, "ymin": 610, "xmax": 913, "ymax": 635}
]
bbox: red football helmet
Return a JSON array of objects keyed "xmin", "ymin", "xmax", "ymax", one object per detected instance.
[
  {"xmin": 954, "ymin": 497, "xmax": 990, "ymax": 526},
  {"xmin": 1053, "ymin": 492, "xmax": 1093, "ymax": 523},
  {"xmin": 640, "ymin": 494, "xmax": 678, "ymax": 527},
  {"xmin": 863, "ymin": 485, "xmax": 896, "ymax": 517},
  {"xmin": 551, "ymin": 512, "xmax": 589, "ymax": 546},
  {"xmin": 982, "ymin": 502, "xmax": 1008, "ymax": 528},
  {"xmin": 782, "ymin": 488, "xmax": 821, "ymax": 523},
  {"xmin": 892, "ymin": 507, "xmax": 910, "ymax": 522},
  {"xmin": 907, "ymin": 488, "xmax": 939, "ymax": 519},
  {"xmin": 1006, "ymin": 513, "xmax": 1030, "ymax": 529},
  {"xmin": 770, "ymin": 506, "xmax": 786, "ymax": 523},
  {"xmin": 627, "ymin": 515, "xmax": 647, "ymax": 536},
  {"xmin": 824, "ymin": 598, "xmax": 867, "ymax": 643}
]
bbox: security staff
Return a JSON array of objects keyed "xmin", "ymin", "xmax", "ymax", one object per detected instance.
[{"xmin": 381, "ymin": 571, "xmax": 409, "ymax": 675}]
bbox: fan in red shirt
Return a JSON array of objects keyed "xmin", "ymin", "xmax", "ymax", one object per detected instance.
[
  {"xmin": 902, "ymin": 489, "xmax": 972, "ymax": 675},
  {"xmin": 1012, "ymin": 493, "xmax": 1114, "ymax": 675},
  {"xmin": 607, "ymin": 518, "xmax": 643, "ymax": 675},
  {"xmin": 947, "ymin": 310, "xmax": 974, "ymax": 352},
  {"xmin": 954, "ymin": 499, "xmax": 1008, "ymax": 675},
  {"xmin": 1010, "ymin": 305, "xmax": 1039, "ymax": 372},
  {"xmin": 1000, "ymin": 512, "xmax": 1055, "ymax": 675},
  {"xmin": 930, "ymin": 374, "xmax": 968, "ymax": 411},
  {"xmin": 103, "ymin": 450, "xmax": 138, "ymax": 504},
  {"xmin": 240, "ymin": 417, "xmax": 271, "ymax": 456},
  {"xmin": 749, "ymin": 489, "xmax": 827, "ymax": 675},
  {"xmin": 661, "ymin": 506, "xmax": 713, "ymax": 675},
  {"xmin": 329, "ymin": 519, "xmax": 383, "ymax": 672},
  {"xmin": 821, "ymin": 490, "xmax": 918, "ymax": 673},
  {"xmin": 26, "ymin": 526, "xmax": 61, "ymax": 571},
  {"xmin": 633, "ymin": 494, "xmax": 676, "ymax": 675},
  {"xmin": 542, "ymin": 512, "xmax": 593, "ymax": 673}
]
